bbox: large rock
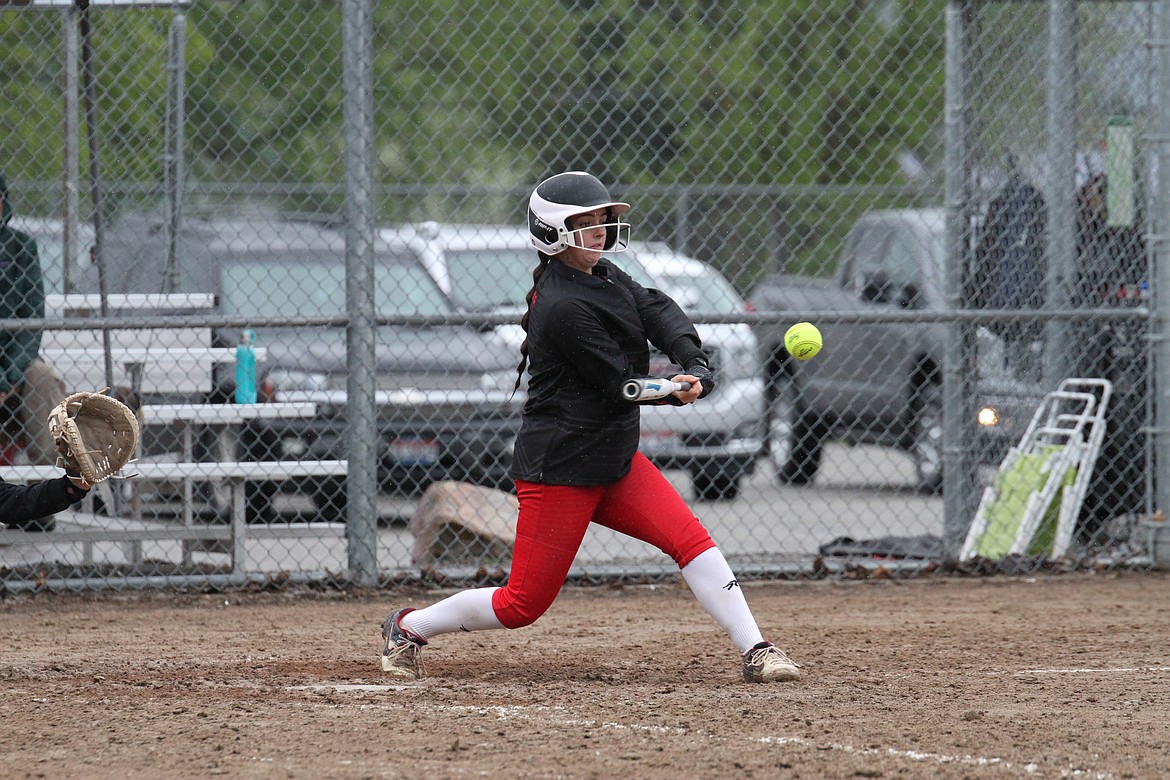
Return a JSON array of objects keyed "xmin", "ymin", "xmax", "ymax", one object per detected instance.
[{"xmin": 410, "ymin": 481, "xmax": 518, "ymax": 565}]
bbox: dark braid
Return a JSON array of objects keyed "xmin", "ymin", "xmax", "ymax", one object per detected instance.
[{"xmin": 514, "ymin": 252, "xmax": 553, "ymax": 391}]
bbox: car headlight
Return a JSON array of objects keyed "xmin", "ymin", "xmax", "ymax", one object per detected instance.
[
  {"xmin": 266, "ymin": 368, "xmax": 334, "ymax": 392},
  {"xmin": 977, "ymin": 407, "xmax": 1000, "ymax": 427},
  {"xmin": 281, "ymin": 435, "xmax": 310, "ymax": 457}
]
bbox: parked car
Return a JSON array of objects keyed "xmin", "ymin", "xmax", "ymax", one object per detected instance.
[
  {"xmin": 749, "ymin": 208, "xmax": 1045, "ymax": 492},
  {"xmin": 615, "ymin": 245, "xmax": 765, "ymax": 501},
  {"xmin": 81, "ymin": 213, "xmax": 522, "ymax": 521},
  {"xmin": 380, "ymin": 222, "xmax": 765, "ymax": 500},
  {"xmin": 8, "ymin": 215, "xmax": 94, "ymax": 294}
]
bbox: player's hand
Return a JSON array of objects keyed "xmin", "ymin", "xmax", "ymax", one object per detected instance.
[
  {"xmin": 671, "ymin": 374, "xmax": 703, "ymax": 405},
  {"xmin": 684, "ymin": 358, "xmax": 716, "ymax": 399}
]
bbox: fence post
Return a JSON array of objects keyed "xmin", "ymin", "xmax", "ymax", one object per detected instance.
[
  {"xmin": 942, "ymin": 0, "xmax": 979, "ymax": 558},
  {"xmin": 343, "ymin": 0, "xmax": 378, "ymax": 586},
  {"xmin": 1042, "ymin": 0, "xmax": 1078, "ymax": 389},
  {"xmin": 1155, "ymin": 0, "xmax": 1170, "ymax": 519}
]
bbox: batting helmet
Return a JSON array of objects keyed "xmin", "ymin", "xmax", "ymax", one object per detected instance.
[{"xmin": 527, "ymin": 171, "xmax": 631, "ymax": 255}]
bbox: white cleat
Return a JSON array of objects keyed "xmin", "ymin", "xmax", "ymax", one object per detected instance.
[
  {"xmin": 381, "ymin": 607, "xmax": 427, "ymax": 678},
  {"xmin": 742, "ymin": 641, "xmax": 801, "ymax": 682}
]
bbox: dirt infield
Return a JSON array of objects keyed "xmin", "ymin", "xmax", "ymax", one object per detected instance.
[{"xmin": 2, "ymin": 573, "xmax": 1169, "ymax": 779}]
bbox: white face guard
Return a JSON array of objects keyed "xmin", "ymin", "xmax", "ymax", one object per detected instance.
[{"xmin": 562, "ymin": 219, "xmax": 632, "ymax": 254}]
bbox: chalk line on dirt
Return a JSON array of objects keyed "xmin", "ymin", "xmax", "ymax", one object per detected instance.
[
  {"xmin": 438, "ymin": 703, "xmax": 1115, "ymax": 779},
  {"xmin": 281, "ymin": 687, "xmax": 1117, "ymax": 778},
  {"xmin": 1016, "ymin": 666, "xmax": 1170, "ymax": 675},
  {"xmin": 287, "ymin": 683, "xmax": 412, "ymax": 693}
]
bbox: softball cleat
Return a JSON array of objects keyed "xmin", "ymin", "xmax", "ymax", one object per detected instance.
[
  {"xmin": 381, "ymin": 607, "xmax": 427, "ymax": 678},
  {"xmin": 742, "ymin": 641, "xmax": 801, "ymax": 683}
]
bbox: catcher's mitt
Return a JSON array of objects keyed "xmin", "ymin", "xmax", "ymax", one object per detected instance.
[{"xmin": 47, "ymin": 390, "xmax": 140, "ymax": 484}]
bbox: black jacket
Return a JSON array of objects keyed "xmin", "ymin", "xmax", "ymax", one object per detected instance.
[
  {"xmin": 0, "ymin": 170, "xmax": 46, "ymax": 394},
  {"xmin": 511, "ymin": 257, "xmax": 705, "ymax": 485},
  {"xmin": 0, "ymin": 476, "xmax": 87, "ymax": 525}
]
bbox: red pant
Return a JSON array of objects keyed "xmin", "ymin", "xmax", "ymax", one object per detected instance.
[{"xmin": 491, "ymin": 452, "xmax": 715, "ymax": 629}]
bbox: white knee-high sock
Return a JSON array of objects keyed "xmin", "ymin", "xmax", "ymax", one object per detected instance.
[
  {"xmin": 399, "ymin": 587, "xmax": 504, "ymax": 639},
  {"xmin": 681, "ymin": 547, "xmax": 765, "ymax": 654}
]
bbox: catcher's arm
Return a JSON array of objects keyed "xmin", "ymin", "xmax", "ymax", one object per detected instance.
[{"xmin": 0, "ymin": 474, "xmax": 90, "ymax": 524}]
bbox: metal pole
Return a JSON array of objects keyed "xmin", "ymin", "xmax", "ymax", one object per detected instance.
[
  {"xmin": 942, "ymin": 0, "xmax": 979, "ymax": 557},
  {"xmin": 76, "ymin": 0, "xmax": 112, "ymax": 390},
  {"xmin": 77, "ymin": 0, "xmax": 121, "ymax": 515},
  {"xmin": 1042, "ymin": 0, "xmax": 1078, "ymax": 389},
  {"xmin": 342, "ymin": 0, "xmax": 378, "ymax": 585},
  {"xmin": 1154, "ymin": 0, "xmax": 1170, "ymax": 517},
  {"xmin": 62, "ymin": 7, "xmax": 80, "ymax": 294},
  {"xmin": 163, "ymin": 11, "xmax": 186, "ymax": 294}
]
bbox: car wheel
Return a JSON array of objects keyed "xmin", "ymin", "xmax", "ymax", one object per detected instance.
[
  {"xmin": 193, "ymin": 479, "xmax": 231, "ymax": 523},
  {"xmin": 910, "ymin": 382, "xmax": 943, "ymax": 493},
  {"xmin": 312, "ymin": 477, "xmax": 347, "ymax": 521},
  {"xmin": 767, "ymin": 371, "xmax": 822, "ymax": 485},
  {"xmin": 245, "ymin": 480, "xmax": 278, "ymax": 523},
  {"xmin": 691, "ymin": 464, "xmax": 741, "ymax": 501}
]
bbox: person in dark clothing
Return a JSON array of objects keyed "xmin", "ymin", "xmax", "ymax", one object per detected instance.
[
  {"xmin": 1, "ymin": 473, "xmax": 91, "ymax": 528},
  {"xmin": 1071, "ymin": 172, "xmax": 1150, "ymax": 545},
  {"xmin": 1, "ymin": 169, "xmax": 74, "ymax": 532},
  {"xmin": 972, "ymin": 158, "xmax": 1047, "ymax": 362},
  {"xmin": 378, "ymin": 172, "xmax": 800, "ymax": 684},
  {"xmin": 0, "ymin": 170, "xmax": 67, "ymax": 467},
  {"xmin": 1072, "ymin": 172, "xmax": 1146, "ymax": 307}
]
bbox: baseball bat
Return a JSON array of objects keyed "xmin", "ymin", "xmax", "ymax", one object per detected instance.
[{"xmin": 621, "ymin": 378, "xmax": 692, "ymax": 402}]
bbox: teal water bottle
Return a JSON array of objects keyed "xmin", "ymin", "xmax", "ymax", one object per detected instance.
[{"xmin": 235, "ymin": 329, "xmax": 257, "ymax": 404}]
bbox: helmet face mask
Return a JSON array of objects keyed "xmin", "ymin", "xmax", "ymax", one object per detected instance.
[
  {"xmin": 561, "ymin": 215, "xmax": 631, "ymax": 253},
  {"xmin": 528, "ymin": 171, "xmax": 631, "ymax": 255}
]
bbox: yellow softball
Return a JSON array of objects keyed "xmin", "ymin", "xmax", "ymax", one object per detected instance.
[{"xmin": 784, "ymin": 321, "xmax": 822, "ymax": 361}]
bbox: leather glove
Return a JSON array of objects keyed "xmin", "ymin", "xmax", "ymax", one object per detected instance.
[{"xmin": 47, "ymin": 390, "xmax": 140, "ymax": 484}]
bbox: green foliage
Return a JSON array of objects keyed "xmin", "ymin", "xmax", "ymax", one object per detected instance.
[
  {"xmin": 0, "ymin": 0, "xmax": 945, "ymax": 276},
  {"xmin": 189, "ymin": 0, "xmax": 343, "ymax": 188}
]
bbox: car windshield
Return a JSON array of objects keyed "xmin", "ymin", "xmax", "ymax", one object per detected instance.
[
  {"xmin": 34, "ymin": 234, "xmax": 68, "ymax": 294},
  {"xmin": 445, "ymin": 248, "xmax": 535, "ymax": 309},
  {"xmin": 652, "ymin": 270, "xmax": 743, "ymax": 314},
  {"xmin": 931, "ymin": 232, "xmax": 946, "ymax": 278},
  {"xmin": 221, "ymin": 255, "xmax": 451, "ymax": 317},
  {"xmin": 608, "ymin": 256, "xmax": 655, "ymax": 287},
  {"xmin": 445, "ymin": 248, "xmax": 663, "ymax": 310}
]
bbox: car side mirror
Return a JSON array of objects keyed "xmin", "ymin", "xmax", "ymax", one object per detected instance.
[
  {"xmin": 860, "ymin": 270, "xmax": 892, "ymax": 303},
  {"xmin": 898, "ymin": 282, "xmax": 923, "ymax": 309}
]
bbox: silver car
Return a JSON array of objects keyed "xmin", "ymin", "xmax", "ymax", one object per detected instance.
[
  {"xmin": 617, "ymin": 245, "xmax": 765, "ymax": 501},
  {"xmin": 381, "ymin": 222, "xmax": 764, "ymax": 500},
  {"xmin": 71, "ymin": 214, "xmax": 523, "ymax": 521}
]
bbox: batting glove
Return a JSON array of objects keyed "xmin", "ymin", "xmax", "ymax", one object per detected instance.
[{"xmin": 685, "ymin": 358, "xmax": 716, "ymax": 399}]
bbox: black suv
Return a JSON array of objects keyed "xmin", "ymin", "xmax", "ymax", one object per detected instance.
[{"xmin": 90, "ymin": 214, "xmax": 522, "ymax": 520}]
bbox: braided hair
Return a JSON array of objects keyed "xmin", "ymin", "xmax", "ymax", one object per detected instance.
[{"xmin": 514, "ymin": 251, "xmax": 554, "ymax": 392}]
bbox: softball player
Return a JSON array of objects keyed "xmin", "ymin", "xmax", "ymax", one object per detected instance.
[{"xmin": 381, "ymin": 171, "xmax": 800, "ymax": 683}]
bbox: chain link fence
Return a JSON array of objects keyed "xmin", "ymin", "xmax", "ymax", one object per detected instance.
[{"xmin": 1, "ymin": 0, "xmax": 1166, "ymax": 592}]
